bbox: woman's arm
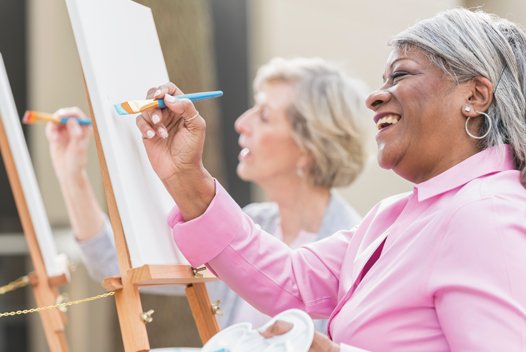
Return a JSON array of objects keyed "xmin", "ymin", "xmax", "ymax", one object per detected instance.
[
  {"xmin": 45, "ymin": 107, "xmax": 114, "ymax": 281},
  {"xmin": 45, "ymin": 107, "xmax": 105, "ymax": 241},
  {"xmin": 170, "ymin": 181, "xmax": 351, "ymax": 319}
]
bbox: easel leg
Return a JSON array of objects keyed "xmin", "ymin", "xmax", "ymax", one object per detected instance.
[
  {"xmin": 32, "ymin": 282, "xmax": 68, "ymax": 352},
  {"xmin": 186, "ymin": 283, "xmax": 220, "ymax": 344},
  {"xmin": 0, "ymin": 113, "xmax": 69, "ymax": 351},
  {"xmin": 114, "ymin": 283, "xmax": 150, "ymax": 352}
]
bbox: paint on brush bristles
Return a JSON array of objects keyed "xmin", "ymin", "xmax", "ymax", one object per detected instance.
[
  {"xmin": 114, "ymin": 99, "xmax": 160, "ymax": 115},
  {"xmin": 22, "ymin": 111, "xmax": 56, "ymax": 124},
  {"xmin": 22, "ymin": 111, "xmax": 36, "ymax": 124}
]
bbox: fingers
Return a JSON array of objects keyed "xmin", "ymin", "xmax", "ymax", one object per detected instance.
[
  {"xmin": 136, "ymin": 115, "xmax": 156, "ymax": 140},
  {"xmin": 146, "ymin": 87, "xmax": 158, "ymax": 100},
  {"xmin": 45, "ymin": 121, "xmax": 61, "ymax": 142},
  {"xmin": 259, "ymin": 320, "xmax": 294, "ymax": 338},
  {"xmin": 309, "ymin": 331, "xmax": 340, "ymax": 352},
  {"xmin": 143, "ymin": 83, "xmax": 177, "ymax": 138},
  {"xmin": 140, "ymin": 82, "xmax": 202, "ymax": 139},
  {"xmin": 164, "ymin": 97, "xmax": 202, "ymax": 126},
  {"xmin": 55, "ymin": 106, "xmax": 91, "ymax": 134},
  {"xmin": 139, "ymin": 107, "xmax": 168, "ymax": 139},
  {"xmin": 54, "ymin": 106, "xmax": 86, "ymax": 119},
  {"xmin": 149, "ymin": 82, "xmax": 183, "ymax": 100},
  {"xmin": 66, "ymin": 118, "xmax": 86, "ymax": 141}
]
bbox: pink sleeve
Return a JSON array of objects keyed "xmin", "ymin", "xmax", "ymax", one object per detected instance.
[
  {"xmin": 429, "ymin": 198, "xmax": 526, "ymax": 350},
  {"xmin": 170, "ymin": 180, "xmax": 352, "ymax": 318},
  {"xmin": 340, "ymin": 344, "xmax": 370, "ymax": 352}
]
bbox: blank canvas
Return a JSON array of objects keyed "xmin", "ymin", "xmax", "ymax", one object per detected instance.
[
  {"xmin": 65, "ymin": 0, "xmax": 188, "ymax": 267},
  {"xmin": 0, "ymin": 54, "xmax": 66, "ymax": 277}
]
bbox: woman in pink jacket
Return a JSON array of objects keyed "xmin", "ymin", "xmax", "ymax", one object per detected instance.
[{"xmin": 135, "ymin": 8, "xmax": 526, "ymax": 351}]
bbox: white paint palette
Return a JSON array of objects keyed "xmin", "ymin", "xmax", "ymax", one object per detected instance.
[{"xmin": 202, "ymin": 309, "xmax": 314, "ymax": 352}]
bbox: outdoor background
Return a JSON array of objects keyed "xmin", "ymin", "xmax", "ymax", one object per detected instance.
[{"xmin": 0, "ymin": 0, "xmax": 524, "ymax": 350}]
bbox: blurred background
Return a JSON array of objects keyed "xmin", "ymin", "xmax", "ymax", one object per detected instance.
[{"xmin": 0, "ymin": 0, "xmax": 524, "ymax": 350}]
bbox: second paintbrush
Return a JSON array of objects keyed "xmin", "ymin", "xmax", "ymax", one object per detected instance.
[
  {"xmin": 114, "ymin": 90, "xmax": 223, "ymax": 115},
  {"xmin": 23, "ymin": 111, "xmax": 92, "ymax": 126}
]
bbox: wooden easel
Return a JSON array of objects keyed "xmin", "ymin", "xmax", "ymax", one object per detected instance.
[
  {"xmin": 84, "ymin": 86, "xmax": 220, "ymax": 352},
  {"xmin": 65, "ymin": 0, "xmax": 221, "ymax": 348},
  {"xmin": 0, "ymin": 112, "xmax": 69, "ymax": 351}
]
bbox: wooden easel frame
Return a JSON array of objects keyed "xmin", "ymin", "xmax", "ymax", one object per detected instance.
[
  {"xmin": 0, "ymin": 117, "xmax": 69, "ymax": 352},
  {"xmin": 84, "ymin": 85, "xmax": 220, "ymax": 352}
]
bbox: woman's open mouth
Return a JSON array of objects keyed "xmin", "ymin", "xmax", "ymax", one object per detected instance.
[{"xmin": 376, "ymin": 114, "xmax": 401, "ymax": 130}]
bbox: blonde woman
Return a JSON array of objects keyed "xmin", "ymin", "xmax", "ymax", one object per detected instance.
[{"xmin": 46, "ymin": 57, "xmax": 368, "ymax": 331}]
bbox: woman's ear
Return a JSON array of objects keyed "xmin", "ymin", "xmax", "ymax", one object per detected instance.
[
  {"xmin": 295, "ymin": 150, "xmax": 312, "ymax": 178},
  {"xmin": 468, "ymin": 76, "xmax": 493, "ymax": 113}
]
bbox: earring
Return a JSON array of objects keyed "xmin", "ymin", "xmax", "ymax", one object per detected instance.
[
  {"xmin": 463, "ymin": 105, "xmax": 472, "ymax": 113},
  {"xmin": 296, "ymin": 166, "xmax": 305, "ymax": 178},
  {"xmin": 465, "ymin": 111, "xmax": 492, "ymax": 140}
]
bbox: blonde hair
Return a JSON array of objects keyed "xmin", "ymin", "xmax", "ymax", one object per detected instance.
[{"xmin": 253, "ymin": 57, "xmax": 368, "ymax": 188}]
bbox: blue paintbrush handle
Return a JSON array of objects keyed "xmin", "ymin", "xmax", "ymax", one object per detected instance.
[
  {"xmin": 59, "ymin": 117, "xmax": 92, "ymax": 126},
  {"xmin": 156, "ymin": 90, "xmax": 223, "ymax": 108}
]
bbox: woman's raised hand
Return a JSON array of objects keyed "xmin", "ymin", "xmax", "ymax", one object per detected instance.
[
  {"xmin": 45, "ymin": 106, "xmax": 91, "ymax": 182},
  {"xmin": 136, "ymin": 82, "xmax": 214, "ymax": 220},
  {"xmin": 136, "ymin": 82, "xmax": 206, "ymax": 181}
]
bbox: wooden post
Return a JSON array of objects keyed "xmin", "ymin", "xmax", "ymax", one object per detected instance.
[
  {"xmin": 85, "ymin": 88, "xmax": 150, "ymax": 351},
  {"xmin": 186, "ymin": 282, "xmax": 221, "ymax": 343},
  {"xmin": 0, "ymin": 116, "xmax": 69, "ymax": 352}
]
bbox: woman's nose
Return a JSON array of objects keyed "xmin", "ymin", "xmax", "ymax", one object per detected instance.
[
  {"xmin": 366, "ymin": 88, "xmax": 390, "ymax": 111},
  {"xmin": 234, "ymin": 108, "xmax": 253, "ymax": 134}
]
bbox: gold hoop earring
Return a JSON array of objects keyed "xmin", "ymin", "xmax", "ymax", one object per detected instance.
[{"xmin": 465, "ymin": 111, "xmax": 492, "ymax": 140}]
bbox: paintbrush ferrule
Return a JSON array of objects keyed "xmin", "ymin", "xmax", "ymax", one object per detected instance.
[{"xmin": 114, "ymin": 90, "xmax": 223, "ymax": 115}]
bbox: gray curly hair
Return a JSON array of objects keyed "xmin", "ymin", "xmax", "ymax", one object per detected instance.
[
  {"xmin": 253, "ymin": 57, "xmax": 368, "ymax": 188},
  {"xmin": 392, "ymin": 8, "xmax": 526, "ymax": 185}
]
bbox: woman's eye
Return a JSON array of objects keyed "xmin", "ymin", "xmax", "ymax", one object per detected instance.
[
  {"xmin": 259, "ymin": 109, "xmax": 269, "ymax": 122},
  {"xmin": 391, "ymin": 71, "xmax": 408, "ymax": 83}
]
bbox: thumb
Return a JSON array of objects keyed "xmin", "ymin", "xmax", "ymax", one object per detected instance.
[{"xmin": 259, "ymin": 320, "xmax": 294, "ymax": 338}]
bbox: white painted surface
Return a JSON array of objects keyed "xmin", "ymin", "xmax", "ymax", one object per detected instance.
[
  {"xmin": 0, "ymin": 54, "xmax": 66, "ymax": 276},
  {"xmin": 65, "ymin": 0, "xmax": 187, "ymax": 267}
]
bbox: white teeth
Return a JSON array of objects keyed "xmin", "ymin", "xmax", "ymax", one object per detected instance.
[
  {"xmin": 240, "ymin": 148, "xmax": 250, "ymax": 158},
  {"xmin": 377, "ymin": 115, "xmax": 401, "ymax": 129}
]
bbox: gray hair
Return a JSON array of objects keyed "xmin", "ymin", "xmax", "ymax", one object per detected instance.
[
  {"xmin": 253, "ymin": 57, "xmax": 368, "ymax": 188},
  {"xmin": 392, "ymin": 8, "xmax": 526, "ymax": 183}
]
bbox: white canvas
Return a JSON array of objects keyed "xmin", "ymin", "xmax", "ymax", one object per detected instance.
[
  {"xmin": 0, "ymin": 54, "xmax": 66, "ymax": 277},
  {"xmin": 65, "ymin": 0, "xmax": 188, "ymax": 267}
]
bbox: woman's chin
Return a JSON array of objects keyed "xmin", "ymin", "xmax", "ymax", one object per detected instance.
[
  {"xmin": 236, "ymin": 166, "xmax": 253, "ymax": 182},
  {"xmin": 377, "ymin": 154, "xmax": 394, "ymax": 170}
]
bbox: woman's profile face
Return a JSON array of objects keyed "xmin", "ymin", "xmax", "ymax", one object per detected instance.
[
  {"xmin": 366, "ymin": 46, "xmax": 471, "ymax": 183},
  {"xmin": 234, "ymin": 81, "xmax": 304, "ymax": 187}
]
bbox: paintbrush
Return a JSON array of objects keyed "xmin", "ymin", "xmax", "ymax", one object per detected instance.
[
  {"xmin": 22, "ymin": 111, "xmax": 92, "ymax": 125},
  {"xmin": 113, "ymin": 90, "xmax": 223, "ymax": 115}
]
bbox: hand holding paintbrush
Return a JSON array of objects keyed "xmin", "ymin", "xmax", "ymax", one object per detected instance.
[
  {"xmin": 40, "ymin": 107, "xmax": 92, "ymax": 182},
  {"xmin": 113, "ymin": 90, "xmax": 223, "ymax": 115}
]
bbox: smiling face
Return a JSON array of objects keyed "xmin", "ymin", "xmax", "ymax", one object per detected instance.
[
  {"xmin": 366, "ymin": 46, "xmax": 477, "ymax": 183},
  {"xmin": 234, "ymin": 81, "xmax": 306, "ymax": 187}
]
